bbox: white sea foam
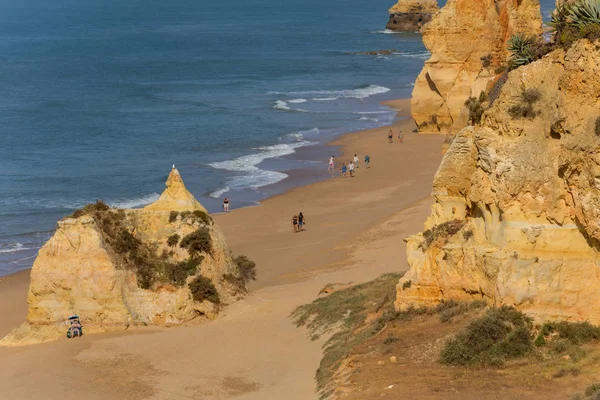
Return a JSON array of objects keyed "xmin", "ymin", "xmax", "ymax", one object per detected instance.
[
  {"xmin": 110, "ymin": 193, "xmax": 160, "ymax": 209},
  {"xmin": 271, "ymin": 84, "xmax": 390, "ymax": 102},
  {"xmin": 288, "ymin": 98, "xmax": 307, "ymax": 104},
  {"xmin": 208, "ymin": 141, "xmax": 316, "ymax": 196},
  {"xmin": 0, "ymin": 243, "xmax": 27, "ymax": 254},
  {"xmin": 401, "ymin": 51, "xmax": 431, "ymax": 60},
  {"xmin": 273, "ymin": 100, "xmax": 308, "ymax": 113},
  {"xmin": 209, "ymin": 186, "xmax": 231, "ymax": 198},
  {"xmin": 372, "ymin": 29, "xmax": 403, "ymax": 34}
]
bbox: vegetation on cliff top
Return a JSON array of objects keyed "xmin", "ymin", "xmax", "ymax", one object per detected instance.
[{"xmin": 65, "ymin": 202, "xmax": 221, "ymax": 295}]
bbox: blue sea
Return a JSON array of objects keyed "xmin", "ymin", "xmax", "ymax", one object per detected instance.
[{"xmin": 0, "ymin": 0, "xmax": 556, "ymax": 276}]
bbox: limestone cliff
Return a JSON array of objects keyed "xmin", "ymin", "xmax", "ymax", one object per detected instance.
[
  {"xmin": 386, "ymin": 0, "xmax": 439, "ymax": 32},
  {"xmin": 411, "ymin": 0, "xmax": 542, "ymax": 133},
  {"xmin": 396, "ymin": 39, "xmax": 600, "ymax": 324},
  {"xmin": 1, "ymin": 168, "xmax": 245, "ymax": 346}
]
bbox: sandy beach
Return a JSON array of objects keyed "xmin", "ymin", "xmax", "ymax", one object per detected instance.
[{"xmin": 0, "ymin": 99, "xmax": 446, "ymax": 399}]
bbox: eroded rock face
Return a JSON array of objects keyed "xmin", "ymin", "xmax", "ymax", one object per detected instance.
[
  {"xmin": 1, "ymin": 168, "xmax": 243, "ymax": 346},
  {"xmin": 411, "ymin": 0, "xmax": 542, "ymax": 133},
  {"xmin": 385, "ymin": 0, "xmax": 439, "ymax": 32},
  {"xmin": 397, "ymin": 40, "xmax": 600, "ymax": 323}
]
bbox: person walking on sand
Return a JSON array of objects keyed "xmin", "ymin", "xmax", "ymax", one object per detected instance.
[
  {"xmin": 353, "ymin": 154, "xmax": 360, "ymax": 168},
  {"xmin": 388, "ymin": 129, "xmax": 393, "ymax": 143},
  {"xmin": 348, "ymin": 160, "xmax": 355, "ymax": 177},
  {"xmin": 398, "ymin": 130, "xmax": 404, "ymax": 143},
  {"xmin": 328, "ymin": 155, "xmax": 335, "ymax": 171},
  {"xmin": 364, "ymin": 154, "xmax": 370, "ymax": 168},
  {"xmin": 298, "ymin": 212, "xmax": 306, "ymax": 232},
  {"xmin": 341, "ymin": 162, "xmax": 347, "ymax": 177},
  {"xmin": 223, "ymin": 197, "xmax": 230, "ymax": 213},
  {"xmin": 292, "ymin": 214, "xmax": 299, "ymax": 233}
]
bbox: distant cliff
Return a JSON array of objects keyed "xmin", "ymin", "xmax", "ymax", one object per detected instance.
[
  {"xmin": 385, "ymin": 0, "xmax": 439, "ymax": 32},
  {"xmin": 1, "ymin": 168, "xmax": 248, "ymax": 346},
  {"xmin": 396, "ymin": 39, "xmax": 600, "ymax": 323},
  {"xmin": 411, "ymin": 0, "xmax": 542, "ymax": 133}
]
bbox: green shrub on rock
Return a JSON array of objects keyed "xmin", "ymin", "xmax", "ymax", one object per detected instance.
[
  {"xmin": 189, "ymin": 276, "xmax": 220, "ymax": 304},
  {"xmin": 180, "ymin": 227, "xmax": 212, "ymax": 257},
  {"xmin": 167, "ymin": 234, "xmax": 180, "ymax": 247},
  {"xmin": 439, "ymin": 306, "xmax": 533, "ymax": 367},
  {"xmin": 234, "ymin": 255, "xmax": 257, "ymax": 282}
]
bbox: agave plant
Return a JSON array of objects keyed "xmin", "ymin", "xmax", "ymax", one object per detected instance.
[
  {"xmin": 569, "ymin": 0, "xmax": 600, "ymax": 28},
  {"xmin": 507, "ymin": 33, "xmax": 538, "ymax": 66}
]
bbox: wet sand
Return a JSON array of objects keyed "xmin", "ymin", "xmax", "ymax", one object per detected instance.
[{"xmin": 0, "ymin": 99, "xmax": 446, "ymax": 399}]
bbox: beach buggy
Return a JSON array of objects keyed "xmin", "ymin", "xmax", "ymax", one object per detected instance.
[{"xmin": 66, "ymin": 315, "xmax": 83, "ymax": 339}]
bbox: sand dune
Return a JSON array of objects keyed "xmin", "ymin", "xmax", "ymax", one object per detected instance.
[{"xmin": 0, "ymin": 99, "xmax": 446, "ymax": 399}]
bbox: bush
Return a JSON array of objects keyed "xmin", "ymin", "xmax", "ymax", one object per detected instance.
[
  {"xmin": 480, "ymin": 54, "xmax": 492, "ymax": 68},
  {"xmin": 586, "ymin": 384, "xmax": 600, "ymax": 397},
  {"xmin": 402, "ymin": 280, "xmax": 412, "ymax": 290},
  {"xmin": 536, "ymin": 321, "xmax": 600, "ymax": 345},
  {"xmin": 167, "ymin": 234, "xmax": 180, "ymax": 247},
  {"xmin": 439, "ymin": 306, "xmax": 533, "ymax": 366},
  {"xmin": 180, "ymin": 227, "xmax": 212, "ymax": 257},
  {"xmin": 595, "ymin": 117, "xmax": 600, "ymax": 136},
  {"xmin": 169, "ymin": 211, "xmax": 179, "ymax": 223},
  {"xmin": 193, "ymin": 210, "xmax": 212, "ymax": 225},
  {"xmin": 189, "ymin": 276, "xmax": 220, "ymax": 303},
  {"xmin": 421, "ymin": 220, "xmax": 465, "ymax": 250},
  {"xmin": 234, "ymin": 255, "xmax": 257, "ymax": 282},
  {"xmin": 68, "ymin": 200, "xmax": 110, "ymax": 219},
  {"xmin": 465, "ymin": 91, "xmax": 487, "ymax": 125},
  {"xmin": 508, "ymin": 88, "xmax": 541, "ymax": 120},
  {"xmin": 166, "ymin": 256, "xmax": 202, "ymax": 287}
]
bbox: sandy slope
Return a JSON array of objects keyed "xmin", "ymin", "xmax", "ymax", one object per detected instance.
[{"xmin": 0, "ymin": 99, "xmax": 446, "ymax": 399}]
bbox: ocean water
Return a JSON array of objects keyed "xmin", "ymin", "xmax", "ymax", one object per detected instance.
[{"xmin": 0, "ymin": 0, "xmax": 556, "ymax": 277}]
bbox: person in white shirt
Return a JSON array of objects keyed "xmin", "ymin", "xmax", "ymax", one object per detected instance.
[
  {"xmin": 348, "ymin": 161, "xmax": 355, "ymax": 177},
  {"xmin": 328, "ymin": 156, "xmax": 335, "ymax": 171},
  {"xmin": 353, "ymin": 154, "xmax": 359, "ymax": 168}
]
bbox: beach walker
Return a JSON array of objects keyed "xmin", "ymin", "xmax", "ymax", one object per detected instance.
[{"xmin": 66, "ymin": 315, "xmax": 83, "ymax": 339}]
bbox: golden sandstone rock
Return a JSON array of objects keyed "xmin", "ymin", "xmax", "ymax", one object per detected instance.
[
  {"xmin": 1, "ymin": 168, "xmax": 243, "ymax": 346},
  {"xmin": 411, "ymin": 0, "xmax": 542, "ymax": 133},
  {"xmin": 386, "ymin": 0, "xmax": 439, "ymax": 32},
  {"xmin": 397, "ymin": 40, "xmax": 600, "ymax": 324}
]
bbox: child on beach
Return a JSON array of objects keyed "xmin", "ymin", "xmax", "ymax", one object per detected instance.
[
  {"xmin": 388, "ymin": 129, "xmax": 393, "ymax": 143},
  {"xmin": 341, "ymin": 162, "xmax": 347, "ymax": 177},
  {"xmin": 353, "ymin": 154, "xmax": 359, "ymax": 168},
  {"xmin": 328, "ymin": 156, "xmax": 335, "ymax": 171},
  {"xmin": 223, "ymin": 197, "xmax": 230, "ymax": 213},
  {"xmin": 398, "ymin": 130, "xmax": 404, "ymax": 143},
  {"xmin": 364, "ymin": 155, "xmax": 370, "ymax": 168},
  {"xmin": 348, "ymin": 161, "xmax": 355, "ymax": 177},
  {"xmin": 292, "ymin": 214, "xmax": 299, "ymax": 233}
]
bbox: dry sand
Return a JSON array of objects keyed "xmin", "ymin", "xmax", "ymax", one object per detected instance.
[{"xmin": 0, "ymin": 99, "xmax": 446, "ymax": 400}]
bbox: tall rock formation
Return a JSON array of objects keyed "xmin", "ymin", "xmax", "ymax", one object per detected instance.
[
  {"xmin": 386, "ymin": 0, "xmax": 439, "ymax": 32},
  {"xmin": 1, "ymin": 168, "xmax": 245, "ymax": 346},
  {"xmin": 411, "ymin": 0, "xmax": 542, "ymax": 133},
  {"xmin": 396, "ymin": 40, "xmax": 600, "ymax": 324}
]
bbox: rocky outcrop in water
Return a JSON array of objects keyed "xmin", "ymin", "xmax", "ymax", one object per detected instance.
[
  {"xmin": 385, "ymin": 0, "xmax": 439, "ymax": 32},
  {"xmin": 396, "ymin": 40, "xmax": 600, "ymax": 323},
  {"xmin": 411, "ymin": 0, "xmax": 542, "ymax": 133},
  {"xmin": 1, "ymin": 168, "xmax": 245, "ymax": 346}
]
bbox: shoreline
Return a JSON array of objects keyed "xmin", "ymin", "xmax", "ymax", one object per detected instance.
[
  {"xmin": 0, "ymin": 98, "xmax": 447, "ymax": 399},
  {"xmin": 0, "ymin": 98, "xmax": 408, "ymax": 280}
]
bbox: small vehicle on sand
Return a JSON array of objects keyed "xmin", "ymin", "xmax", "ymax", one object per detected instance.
[{"xmin": 66, "ymin": 315, "xmax": 83, "ymax": 339}]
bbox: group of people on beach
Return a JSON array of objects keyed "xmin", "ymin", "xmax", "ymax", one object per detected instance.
[
  {"xmin": 329, "ymin": 154, "xmax": 370, "ymax": 178},
  {"xmin": 388, "ymin": 128, "xmax": 404, "ymax": 143},
  {"xmin": 291, "ymin": 212, "xmax": 306, "ymax": 233}
]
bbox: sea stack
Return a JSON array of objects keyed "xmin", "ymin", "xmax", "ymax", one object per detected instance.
[
  {"xmin": 396, "ymin": 39, "xmax": 600, "ymax": 324},
  {"xmin": 1, "ymin": 168, "xmax": 245, "ymax": 346},
  {"xmin": 411, "ymin": 0, "xmax": 542, "ymax": 133},
  {"xmin": 385, "ymin": 0, "xmax": 439, "ymax": 32}
]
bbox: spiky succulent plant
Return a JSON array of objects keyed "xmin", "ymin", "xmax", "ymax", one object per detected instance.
[
  {"xmin": 507, "ymin": 33, "xmax": 538, "ymax": 67},
  {"xmin": 569, "ymin": 0, "xmax": 600, "ymax": 28}
]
